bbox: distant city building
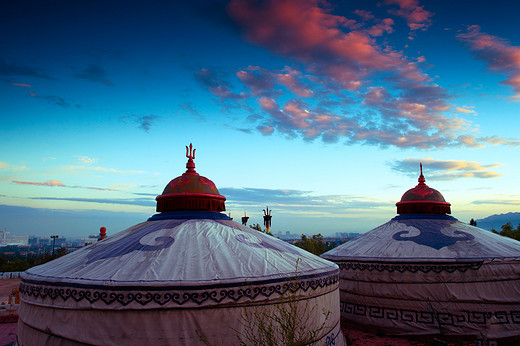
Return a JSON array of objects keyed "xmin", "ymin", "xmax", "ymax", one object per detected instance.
[
  {"xmin": 0, "ymin": 230, "xmax": 28, "ymax": 246},
  {"xmin": 335, "ymin": 232, "xmax": 361, "ymax": 239},
  {"xmin": 274, "ymin": 231, "xmax": 300, "ymax": 240}
]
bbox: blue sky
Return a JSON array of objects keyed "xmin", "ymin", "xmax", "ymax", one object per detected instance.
[{"xmin": 1, "ymin": 0, "xmax": 519, "ymax": 238}]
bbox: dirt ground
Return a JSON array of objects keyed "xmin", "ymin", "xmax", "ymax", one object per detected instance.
[{"xmin": 0, "ymin": 279, "xmax": 20, "ymax": 302}]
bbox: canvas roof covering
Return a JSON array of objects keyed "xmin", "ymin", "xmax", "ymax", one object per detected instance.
[
  {"xmin": 17, "ymin": 145, "xmax": 345, "ymax": 345},
  {"xmin": 322, "ymin": 168, "xmax": 520, "ymax": 338}
]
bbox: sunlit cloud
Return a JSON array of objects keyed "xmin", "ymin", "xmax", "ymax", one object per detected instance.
[
  {"xmin": 455, "ymin": 106, "xmax": 476, "ymax": 114},
  {"xmin": 208, "ymin": 0, "xmax": 515, "ymax": 149},
  {"xmin": 12, "ymin": 179, "xmax": 114, "ymax": 191},
  {"xmin": 13, "ymin": 180, "xmax": 66, "ymax": 187},
  {"xmin": 472, "ymin": 199, "xmax": 520, "ymax": 206},
  {"xmin": 76, "ymin": 156, "xmax": 98, "ymax": 164},
  {"xmin": 0, "ymin": 162, "xmax": 26, "ymax": 171},
  {"xmin": 390, "ymin": 158, "xmax": 502, "ymax": 180},
  {"xmin": 457, "ymin": 25, "xmax": 520, "ymax": 98},
  {"xmin": 75, "ymin": 64, "xmax": 114, "ymax": 86},
  {"xmin": 480, "ymin": 135, "xmax": 520, "ymax": 146},
  {"xmin": 28, "ymin": 196, "xmax": 154, "ymax": 207}
]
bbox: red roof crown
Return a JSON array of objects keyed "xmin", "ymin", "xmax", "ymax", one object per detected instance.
[
  {"xmin": 155, "ymin": 144, "xmax": 226, "ymax": 213},
  {"xmin": 396, "ymin": 163, "xmax": 451, "ymax": 215}
]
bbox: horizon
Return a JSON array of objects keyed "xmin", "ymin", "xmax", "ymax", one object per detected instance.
[{"xmin": 1, "ymin": 0, "xmax": 520, "ymax": 238}]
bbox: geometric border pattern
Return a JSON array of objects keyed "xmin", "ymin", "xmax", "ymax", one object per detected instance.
[
  {"xmin": 20, "ymin": 271, "xmax": 339, "ymax": 308},
  {"xmin": 340, "ymin": 301, "xmax": 520, "ymax": 326},
  {"xmin": 336, "ymin": 260, "xmax": 483, "ymax": 273}
]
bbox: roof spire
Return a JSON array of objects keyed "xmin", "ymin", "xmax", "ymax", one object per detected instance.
[
  {"xmin": 396, "ymin": 162, "xmax": 451, "ymax": 215},
  {"xmin": 185, "ymin": 143, "xmax": 197, "ymax": 174},
  {"xmin": 418, "ymin": 162, "xmax": 425, "ymax": 185}
]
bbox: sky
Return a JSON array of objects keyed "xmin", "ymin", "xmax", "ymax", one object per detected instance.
[{"xmin": 1, "ymin": 0, "xmax": 520, "ymax": 238}]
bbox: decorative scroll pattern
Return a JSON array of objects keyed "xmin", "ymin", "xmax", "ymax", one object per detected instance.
[
  {"xmin": 392, "ymin": 219, "xmax": 474, "ymax": 250},
  {"xmin": 340, "ymin": 302, "xmax": 520, "ymax": 326},
  {"xmin": 336, "ymin": 261, "xmax": 483, "ymax": 273},
  {"xmin": 20, "ymin": 273, "xmax": 339, "ymax": 308}
]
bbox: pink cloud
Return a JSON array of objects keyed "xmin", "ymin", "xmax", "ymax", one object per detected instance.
[
  {"xmin": 366, "ymin": 18, "xmax": 394, "ymax": 37},
  {"xmin": 384, "ymin": 0, "xmax": 432, "ymax": 31},
  {"xmin": 353, "ymin": 10, "xmax": 374, "ymax": 22},
  {"xmin": 10, "ymin": 82, "xmax": 32, "ymax": 88},
  {"xmin": 13, "ymin": 180, "xmax": 65, "ymax": 187},
  {"xmin": 12, "ymin": 180, "xmax": 114, "ymax": 190},
  {"xmin": 228, "ymin": 0, "xmax": 410, "ymax": 89},
  {"xmin": 221, "ymin": 0, "xmax": 514, "ymax": 149},
  {"xmin": 195, "ymin": 68, "xmax": 248, "ymax": 101},
  {"xmin": 228, "ymin": 0, "xmax": 432, "ymax": 91},
  {"xmin": 457, "ymin": 25, "xmax": 520, "ymax": 98},
  {"xmin": 276, "ymin": 67, "xmax": 313, "ymax": 97},
  {"xmin": 236, "ymin": 66, "xmax": 278, "ymax": 96}
]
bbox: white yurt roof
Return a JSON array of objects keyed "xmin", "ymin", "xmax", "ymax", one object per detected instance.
[
  {"xmin": 322, "ymin": 165, "xmax": 520, "ymax": 338},
  {"xmin": 18, "ymin": 144, "xmax": 345, "ymax": 346},
  {"xmin": 323, "ymin": 214, "xmax": 520, "ymax": 262}
]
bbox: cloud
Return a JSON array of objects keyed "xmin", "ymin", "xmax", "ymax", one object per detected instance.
[
  {"xmin": 75, "ymin": 64, "xmax": 114, "ymax": 86},
  {"xmin": 76, "ymin": 156, "xmax": 98, "ymax": 164},
  {"xmin": 218, "ymin": 0, "xmax": 517, "ymax": 149},
  {"xmin": 228, "ymin": 0, "xmax": 406, "ymax": 89},
  {"xmin": 384, "ymin": 0, "xmax": 433, "ymax": 31},
  {"xmin": 390, "ymin": 158, "xmax": 502, "ymax": 180},
  {"xmin": 179, "ymin": 102, "xmax": 203, "ymax": 119},
  {"xmin": 28, "ymin": 196, "xmax": 155, "ymax": 207},
  {"xmin": 455, "ymin": 106, "xmax": 476, "ymax": 114},
  {"xmin": 457, "ymin": 25, "xmax": 520, "ymax": 98},
  {"xmin": 13, "ymin": 180, "xmax": 66, "ymax": 187},
  {"xmin": 10, "ymin": 82, "xmax": 32, "ymax": 88},
  {"xmin": 0, "ymin": 162, "xmax": 26, "ymax": 171},
  {"xmin": 65, "ymin": 165, "xmax": 145, "ymax": 175},
  {"xmin": 29, "ymin": 92, "xmax": 81, "ymax": 108},
  {"xmin": 276, "ymin": 67, "xmax": 314, "ymax": 97},
  {"xmin": 0, "ymin": 58, "xmax": 51, "ymax": 79},
  {"xmin": 221, "ymin": 187, "xmax": 386, "ymax": 214},
  {"xmin": 120, "ymin": 114, "xmax": 160, "ymax": 132},
  {"xmin": 480, "ymin": 135, "xmax": 520, "ymax": 146},
  {"xmin": 195, "ymin": 68, "xmax": 248, "ymax": 101},
  {"xmin": 12, "ymin": 179, "xmax": 114, "ymax": 191},
  {"xmin": 472, "ymin": 199, "xmax": 520, "ymax": 206}
]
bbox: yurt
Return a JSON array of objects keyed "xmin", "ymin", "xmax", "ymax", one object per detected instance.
[
  {"xmin": 322, "ymin": 165, "xmax": 520, "ymax": 338},
  {"xmin": 18, "ymin": 145, "xmax": 345, "ymax": 345}
]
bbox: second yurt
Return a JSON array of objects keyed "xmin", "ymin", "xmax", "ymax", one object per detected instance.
[{"xmin": 322, "ymin": 165, "xmax": 520, "ymax": 338}]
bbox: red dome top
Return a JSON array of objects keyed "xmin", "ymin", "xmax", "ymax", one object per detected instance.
[
  {"xmin": 396, "ymin": 164, "xmax": 451, "ymax": 215},
  {"xmin": 155, "ymin": 144, "xmax": 226, "ymax": 213}
]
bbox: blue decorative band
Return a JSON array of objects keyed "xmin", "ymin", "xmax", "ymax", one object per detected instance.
[
  {"xmin": 336, "ymin": 260, "xmax": 483, "ymax": 273},
  {"xmin": 340, "ymin": 301, "xmax": 520, "ymax": 326},
  {"xmin": 392, "ymin": 214, "xmax": 457, "ymax": 221},
  {"xmin": 147, "ymin": 211, "xmax": 232, "ymax": 221},
  {"xmin": 20, "ymin": 269, "xmax": 339, "ymax": 307}
]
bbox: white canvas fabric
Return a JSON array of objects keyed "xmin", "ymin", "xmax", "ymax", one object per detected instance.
[
  {"xmin": 322, "ymin": 215, "xmax": 520, "ymax": 337},
  {"xmin": 19, "ymin": 218, "xmax": 346, "ymax": 345}
]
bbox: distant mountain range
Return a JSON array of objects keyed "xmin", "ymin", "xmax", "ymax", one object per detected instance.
[{"xmin": 475, "ymin": 212, "xmax": 520, "ymax": 231}]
